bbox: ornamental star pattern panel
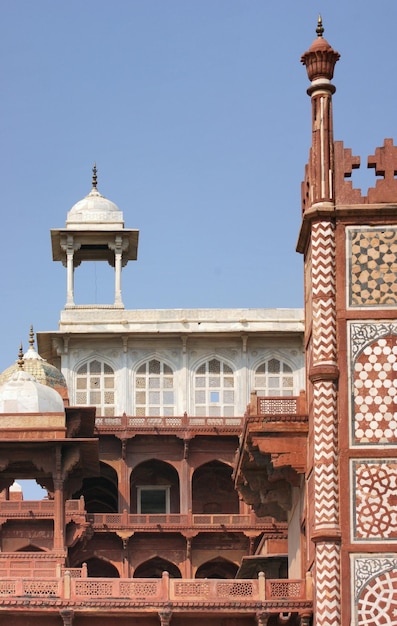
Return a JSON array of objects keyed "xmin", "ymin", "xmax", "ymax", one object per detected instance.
[
  {"xmin": 348, "ymin": 227, "xmax": 397, "ymax": 307},
  {"xmin": 350, "ymin": 323, "xmax": 397, "ymax": 445},
  {"xmin": 353, "ymin": 460, "xmax": 397, "ymax": 541},
  {"xmin": 354, "ymin": 556, "xmax": 397, "ymax": 625}
]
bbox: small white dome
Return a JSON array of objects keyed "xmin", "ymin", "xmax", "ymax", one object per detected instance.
[
  {"xmin": 0, "ymin": 370, "xmax": 65, "ymax": 414},
  {"xmin": 66, "ymin": 186, "xmax": 124, "ymax": 230},
  {"xmin": 10, "ymin": 481, "xmax": 22, "ymax": 493}
]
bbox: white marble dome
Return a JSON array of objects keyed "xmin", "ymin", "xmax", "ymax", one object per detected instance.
[
  {"xmin": 0, "ymin": 342, "xmax": 67, "ymax": 397},
  {"xmin": 66, "ymin": 185, "xmax": 124, "ymax": 230},
  {"xmin": 0, "ymin": 369, "xmax": 65, "ymax": 414}
]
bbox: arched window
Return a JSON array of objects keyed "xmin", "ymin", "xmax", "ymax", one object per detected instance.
[
  {"xmin": 254, "ymin": 358, "xmax": 294, "ymax": 396},
  {"xmin": 76, "ymin": 359, "xmax": 115, "ymax": 417},
  {"xmin": 194, "ymin": 358, "xmax": 235, "ymax": 416},
  {"xmin": 135, "ymin": 359, "xmax": 175, "ymax": 416}
]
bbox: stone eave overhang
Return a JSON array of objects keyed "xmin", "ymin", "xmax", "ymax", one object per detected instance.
[
  {"xmin": 51, "ymin": 228, "xmax": 139, "ymax": 263},
  {"xmin": 296, "ymin": 201, "xmax": 397, "ymax": 254},
  {"xmin": 0, "ymin": 599, "xmax": 313, "ymax": 618}
]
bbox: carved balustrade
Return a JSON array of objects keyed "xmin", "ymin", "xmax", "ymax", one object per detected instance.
[
  {"xmin": 0, "ymin": 497, "xmax": 85, "ymax": 523},
  {"xmin": 0, "ymin": 571, "xmax": 309, "ymax": 604},
  {"xmin": 0, "ymin": 572, "xmax": 312, "ymax": 621},
  {"xmin": 0, "ymin": 501, "xmax": 279, "ymax": 534},
  {"xmin": 94, "ymin": 413, "xmax": 244, "ymax": 437},
  {"xmin": 88, "ymin": 511, "xmax": 275, "ymax": 533}
]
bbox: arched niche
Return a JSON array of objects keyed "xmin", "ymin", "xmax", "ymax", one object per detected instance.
[
  {"xmin": 130, "ymin": 459, "xmax": 180, "ymax": 514},
  {"xmin": 73, "ymin": 462, "xmax": 118, "ymax": 513},
  {"xmin": 17, "ymin": 545, "xmax": 46, "ymax": 552},
  {"xmin": 77, "ymin": 557, "xmax": 120, "ymax": 578},
  {"xmin": 192, "ymin": 460, "xmax": 239, "ymax": 514},
  {"xmin": 195, "ymin": 557, "xmax": 238, "ymax": 579},
  {"xmin": 134, "ymin": 557, "xmax": 181, "ymax": 579}
]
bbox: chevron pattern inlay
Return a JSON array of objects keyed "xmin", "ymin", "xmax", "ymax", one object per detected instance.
[
  {"xmin": 312, "ymin": 221, "xmax": 337, "ymax": 363},
  {"xmin": 315, "ymin": 542, "xmax": 341, "ymax": 626},
  {"xmin": 313, "ymin": 381, "xmax": 339, "ymax": 527}
]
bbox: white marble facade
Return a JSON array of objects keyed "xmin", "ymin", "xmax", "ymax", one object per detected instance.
[{"xmin": 41, "ymin": 307, "xmax": 304, "ymax": 417}]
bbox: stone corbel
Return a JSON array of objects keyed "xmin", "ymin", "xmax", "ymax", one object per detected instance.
[
  {"xmin": 108, "ymin": 236, "xmax": 129, "ymax": 266},
  {"xmin": 60, "ymin": 609, "xmax": 74, "ymax": 626},
  {"xmin": 158, "ymin": 609, "xmax": 173, "ymax": 626},
  {"xmin": 256, "ymin": 612, "xmax": 271, "ymax": 626},
  {"xmin": 60, "ymin": 235, "xmax": 81, "ymax": 268}
]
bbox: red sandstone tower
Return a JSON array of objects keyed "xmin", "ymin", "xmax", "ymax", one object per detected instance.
[{"xmin": 299, "ymin": 17, "xmax": 397, "ymax": 626}]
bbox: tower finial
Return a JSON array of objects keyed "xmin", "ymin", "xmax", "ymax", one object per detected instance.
[
  {"xmin": 92, "ymin": 162, "xmax": 98, "ymax": 189},
  {"xmin": 17, "ymin": 344, "xmax": 24, "ymax": 370},
  {"xmin": 316, "ymin": 15, "xmax": 324, "ymax": 38},
  {"xmin": 29, "ymin": 325, "xmax": 35, "ymax": 349}
]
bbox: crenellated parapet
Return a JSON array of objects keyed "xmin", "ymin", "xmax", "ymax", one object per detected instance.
[
  {"xmin": 303, "ymin": 138, "xmax": 397, "ymax": 209},
  {"xmin": 335, "ymin": 138, "xmax": 397, "ymax": 205}
]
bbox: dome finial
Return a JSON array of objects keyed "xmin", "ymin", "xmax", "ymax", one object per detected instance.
[
  {"xmin": 316, "ymin": 15, "xmax": 324, "ymax": 38},
  {"xmin": 92, "ymin": 163, "xmax": 98, "ymax": 189},
  {"xmin": 29, "ymin": 325, "xmax": 35, "ymax": 349},
  {"xmin": 17, "ymin": 344, "xmax": 24, "ymax": 370}
]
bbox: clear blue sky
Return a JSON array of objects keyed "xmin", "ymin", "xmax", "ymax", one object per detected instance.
[{"xmin": 0, "ymin": 1, "xmax": 396, "ymax": 371}]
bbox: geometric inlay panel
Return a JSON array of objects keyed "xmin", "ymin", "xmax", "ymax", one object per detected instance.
[
  {"xmin": 352, "ymin": 460, "xmax": 397, "ymax": 541},
  {"xmin": 353, "ymin": 555, "xmax": 397, "ymax": 625},
  {"xmin": 350, "ymin": 323, "xmax": 397, "ymax": 445},
  {"xmin": 348, "ymin": 226, "xmax": 397, "ymax": 307}
]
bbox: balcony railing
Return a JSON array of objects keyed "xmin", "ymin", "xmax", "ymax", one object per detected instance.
[
  {"xmin": 0, "ymin": 497, "xmax": 85, "ymax": 519},
  {"xmin": 0, "ymin": 501, "xmax": 279, "ymax": 534},
  {"xmin": 246, "ymin": 391, "xmax": 307, "ymax": 421},
  {"xmin": 0, "ymin": 571, "xmax": 310, "ymax": 605},
  {"xmin": 88, "ymin": 511, "xmax": 272, "ymax": 531},
  {"xmin": 94, "ymin": 414, "xmax": 244, "ymax": 432}
]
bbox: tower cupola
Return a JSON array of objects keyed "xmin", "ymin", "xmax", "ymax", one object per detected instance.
[{"xmin": 51, "ymin": 165, "xmax": 139, "ymax": 308}]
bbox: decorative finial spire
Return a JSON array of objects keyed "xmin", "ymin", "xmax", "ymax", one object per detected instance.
[
  {"xmin": 316, "ymin": 15, "xmax": 324, "ymax": 38},
  {"xmin": 92, "ymin": 163, "xmax": 98, "ymax": 189},
  {"xmin": 17, "ymin": 344, "xmax": 24, "ymax": 370},
  {"xmin": 29, "ymin": 325, "xmax": 35, "ymax": 349},
  {"xmin": 301, "ymin": 17, "xmax": 340, "ymax": 83}
]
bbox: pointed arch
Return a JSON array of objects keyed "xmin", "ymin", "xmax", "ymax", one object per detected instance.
[
  {"xmin": 74, "ymin": 355, "xmax": 116, "ymax": 416},
  {"xmin": 253, "ymin": 356, "xmax": 295, "ymax": 397},
  {"xmin": 75, "ymin": 556, "xmax": 120, "ymax": 578},
  {"xmin": 130, "ymin": 459, "xmax": 180, "ymax": 514},
  {"xmin": 16, "ymin": 545, "xmax": 47, "ymax": 552},
  {"xmin": 195, "ymin": 557, "xmax": 238, "ymax": 579},
  {"xmin": 193, "ymin": 356, "xmax": 235, "ymax": 416},
  {"xmin": 73, "ymin": 462, "xmax": 118, "ymax": 513},
  {"xmin": 134, "ymin": 557, "xmax": 181, "ymax": 579},
  {"xmin": 192, "ymin": 460, "xmax": 239, "ymax": 514},
  {"xmin": 133, "ymin": 356, "xmax": 175, "ymax": 416}
]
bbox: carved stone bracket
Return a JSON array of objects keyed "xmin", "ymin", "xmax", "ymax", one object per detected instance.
[
  {"xmin": 60, "ymin": 610, "xmax": 74, "ymax": 626},
  {"xmin": 158, "ymin": 609, "xmax": 173, "ymax": 626},
  {"xmin": 256, "ymin": 612, "xmax": 271, "ymax": 626}
]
